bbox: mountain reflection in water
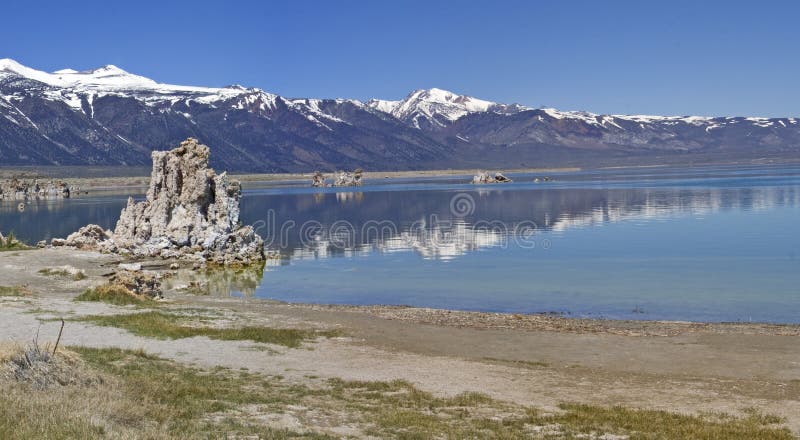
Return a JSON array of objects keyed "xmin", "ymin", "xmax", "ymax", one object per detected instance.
[{"xmin": 240, "ymin": 183, "xmax": 799, "ymax": 263}]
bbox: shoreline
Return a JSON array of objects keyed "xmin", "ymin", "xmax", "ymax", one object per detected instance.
[
  {"xmin": 247, "ymin": 301, "xmax": 800, "ymax": 337},
  {"xmin": 3, "ymin": 247, "xmax": 799, "ymax": 333},
  {"xmin": 0, "ymin": 166, "xmax": 582, "ymax": 191},
  {"xmin": 3, "ymin": 157, "xmax": 799, "ymax": 193},
  {"xmin": 2, "ymin": 248, "xmax": 797, "ymax": 333},
  {"xmin": 3, "ymin": 155, "xmax": 800, "ymax": 189},
  {"xmin": 3, "ymin": 158, "xmax": 796, "ymax": 195}
]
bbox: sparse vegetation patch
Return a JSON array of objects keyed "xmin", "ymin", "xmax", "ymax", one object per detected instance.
[
  {"xmin": 0, "ymin": 346, "xmax": 792, "ymax": 439},
  {"xmin": 0, "ymin": 285, "xmax": 31, "ymax": 297},
  {"xmin": 74, "ymin": 284, "xmax": 154, "ymax": 306},
  {"xmin": 0, "ymin": 232, "xmax": 29, "ymax": 252},
  {"xmin": 38, "ymin": 266, "xmax": 87, "ymax": 281},
  {"xmin": 75, "ymin": 311, "xmax": 339, "ymax": 348}
]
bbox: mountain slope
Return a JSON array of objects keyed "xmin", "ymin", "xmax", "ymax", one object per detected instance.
[{"xmin": 2, "ymin": 59, "xmax": 799, "ymax": 172}]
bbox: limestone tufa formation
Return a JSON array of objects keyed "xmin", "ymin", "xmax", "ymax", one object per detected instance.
[
  {"xmin": 311, "ymin": 171, "xmax": 328, "ymax": 187},
  {"xmin": 333, "ymin": 169, "xmax": 363, "ymax": 187},
  {"xmin": 60, "ymin": 138, "xmax": 264, "ymax": 265},
  {"xmin": 471, "ymin": 171, "xmax": 512, "ymax": 184},
  {"xmin": 0, "ymin": 178, "xmax": 72, "ymax": 200}
]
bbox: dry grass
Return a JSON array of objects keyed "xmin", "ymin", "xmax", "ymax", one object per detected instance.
[
  {"xmin": 74, "ymin": 284, "xmax": 154, "ymax": 306},
  {"xmin": 325, "ymin": 380, "xmax": 793, "ymax": 439},
  {"xmin": 537, "ymin": 404, "xmax": 792, "ymax": 440},
  {"xmin": 0, "ymin": 232, "xmax": 29, "ymax": 252},
  {"xmin": 0, "ymin": 342, "xmax": 99, "ymax": 391},
  {"xmin": 75, "ymin": 311, "xmax": 340, "ymax": 348},
  {"xmin": 1, "ymin": 347, "xmax": 332, "ymax": 439},
  {"xmin": 38, "ymin": 267, "xmax": 87, "ymax": 281},
  {"xmin": 0, "ymin": 346, "xmax": 792, "ymax": 439},
  {"xmin": 0, "ymin": 285, "xmax": 31, "ymax": 297},
  {"xmin": 0, "ymin": 343, "xmax": 20, "ymax": 361}
]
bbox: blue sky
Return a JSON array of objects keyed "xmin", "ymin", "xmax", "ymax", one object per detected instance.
[{"xmin": 2, "ymin": 0, "xmax": 799, "ymax": 117}]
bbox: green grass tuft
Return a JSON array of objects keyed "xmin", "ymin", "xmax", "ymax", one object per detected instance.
[
  {"xmin": 74, "ymin": 285, "xmax": 153, "ymax": 306},
  {"xmin": 540, "ymin": 403, "xmax": 792, "ymax": 440},
  {"xmin": 38, "ymin": 268, "xmax": 87, "ymax": 281},
  {"xmin": 0, "ymin": 232, "xmax": 30, "ymax": 252},
  {"xmin": 75, "ymin": 311, "xmax": 339, "ymax": 348},
  {"xmin": 0, "ymin": 285, "xmax": 30, "ymax": 297}
]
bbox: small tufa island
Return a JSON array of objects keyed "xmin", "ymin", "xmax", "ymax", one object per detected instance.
[
  {"xmin": 0, "ymin": 178, "xmax": 73, "ymax": 200},
  {"xmin": 471, "ymin": 171, "xmax": 512, "ymax": 184},
  {"xmin": 56, "ymin": 138, "xmax": 264, "ymax": 265},
  {"xmin": 310, "ymin": 169, "xmax": 364, "ymax": 187}
]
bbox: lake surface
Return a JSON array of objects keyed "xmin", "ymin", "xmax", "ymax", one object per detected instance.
[{"xmin": 2, "ymin": 164, "xmax": 799, "ymax": 323}]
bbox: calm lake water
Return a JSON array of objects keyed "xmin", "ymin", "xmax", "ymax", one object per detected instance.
[{"xmin": 2, "ymin": 164, "xmax": 799, "ymax": 323}]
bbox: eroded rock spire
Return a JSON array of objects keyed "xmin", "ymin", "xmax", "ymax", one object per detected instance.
[{"xmin": 62, "ymin": 138, "xmax": 264, "ymax": 265}]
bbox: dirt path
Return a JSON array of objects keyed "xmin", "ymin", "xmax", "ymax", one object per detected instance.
[{"xmin": 2, "ymin": 249, "xmax": 799, "ymax": 433}]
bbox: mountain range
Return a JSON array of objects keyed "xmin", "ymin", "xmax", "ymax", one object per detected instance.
[{"xmin": 2, "ymin": 58, "xmax": 799, "ymax": 172}]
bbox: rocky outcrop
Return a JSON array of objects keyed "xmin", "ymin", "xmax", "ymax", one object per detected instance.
[
  {"xmin": 333, "ymin": 169, "xmax": 363, "ymax": 187},
  {"xmin": 59, "ymin": 138, "xmax": 264, "ymax": 265},
  {"xmin": 471, "ymin": 171, "xmax": 512, "ymax": 184},
  {"xmin": 0, "ymin": 179, "xmax": 72, "ymax": 200}
]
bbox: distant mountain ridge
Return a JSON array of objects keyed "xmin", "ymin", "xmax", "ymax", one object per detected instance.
[{"xmin": 2, "ymin": 58, "xmax": 799, "ymax": 172}]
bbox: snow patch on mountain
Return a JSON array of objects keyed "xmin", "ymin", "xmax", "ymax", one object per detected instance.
[
  {"xmin": 0, "ymin": 58, "xmax": 59, "ymax": 85},
  {"xmin": 287, "ymin": 98, "xmax": 353, "ymax": 130},
  {"xmin": 365, "ymin": 98, "xmax": 397, "ymax": 114},
  {"xmin": 538, "ymin": 106, "xmax": 797, "ymax": 131}
]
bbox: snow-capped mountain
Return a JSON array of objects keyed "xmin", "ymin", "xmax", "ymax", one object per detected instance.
[
  {"xmin": 0, "ymin": 58, "xmax": 269, "ymax": 112},
  {"xmin": 2, "ymin": 58, "xmax": 799, "ymax": 172},
  {"xmin": 367, "ymin": 87, "xmax": 529, "ymax": 130}
]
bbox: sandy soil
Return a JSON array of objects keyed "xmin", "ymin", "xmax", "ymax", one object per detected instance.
[{"xmin": 1, "ymin": 248, "xmax": 799, "ymax": 433}]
